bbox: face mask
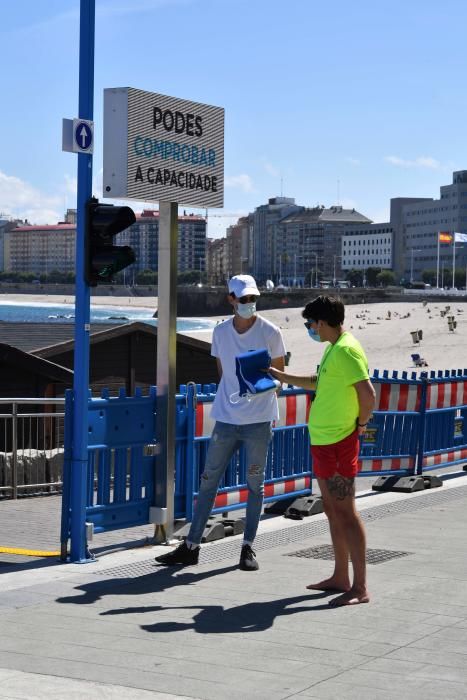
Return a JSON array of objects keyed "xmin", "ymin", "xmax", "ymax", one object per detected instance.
[
  {"xmin": 237, "ymin": 302, "xmax": 256, "ymax": 319},
  {"xmin": 307, "ymin": 327, "xmax": 321, "ymax": 342}
]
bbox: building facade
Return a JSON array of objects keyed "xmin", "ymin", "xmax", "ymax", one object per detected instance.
[
  {"xmin": 277, "ymin": 206, "xmax": 372, "ymax": 286},
  {"xmin": 206, "ymin": 237, "xmax": 227, "ymax": 285},
  {"xmin": 5, "ymin": 211, "xmax": 207, "ymax": 279},
  {"xmin": 5, "ymin": 224, "xmax": 76, "ymax": 275},
  {"xmin": 252, "ymin": 197, "xmax": 302, "ymax": 282},
  {"xmin": 341, "ymin": 223, "xmax": 393, "ymax": 275},
  {"xmin": 117, "ymin": 210, "xmax": 207, "ymax": 275},
  {"xmin": 399, "ymin": 171, "xmax": 467, "ymax": 284}
]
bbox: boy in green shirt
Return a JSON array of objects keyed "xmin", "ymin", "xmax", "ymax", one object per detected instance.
[{"xmin": 269, "ymin": 296, "xmax": 375, "ymax": 606}]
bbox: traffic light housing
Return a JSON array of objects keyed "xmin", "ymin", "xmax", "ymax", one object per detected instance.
[{"xmin": 85, "ymin": 197, "xmax": 136, "ymax": 286}]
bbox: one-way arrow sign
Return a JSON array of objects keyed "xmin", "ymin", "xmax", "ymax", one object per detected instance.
[{"xmin": 62, "ymin": 118, "xmax": 94, "ymax": 154}]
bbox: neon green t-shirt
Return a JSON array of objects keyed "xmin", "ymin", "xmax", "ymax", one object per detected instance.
[{"xmin": 308, "ymin": 331, "xmax": 369, "ymax": 446}]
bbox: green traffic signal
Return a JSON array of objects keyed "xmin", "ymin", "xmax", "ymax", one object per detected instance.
[{"xmin": 85, "ymin": 197, "xmax": 136, "ymax": 286}]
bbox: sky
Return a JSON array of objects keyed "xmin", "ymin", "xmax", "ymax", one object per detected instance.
[{"xmin": 1, "ymin": 0, "xmax": 467, "ymax": 238}]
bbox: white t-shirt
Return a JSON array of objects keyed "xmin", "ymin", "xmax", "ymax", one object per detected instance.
[{"xmin": 210, "ymin": 315, "xmax": 286, "ymax": 425}]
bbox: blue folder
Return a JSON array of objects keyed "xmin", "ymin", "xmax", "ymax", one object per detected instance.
[{"xmin": 235, "ymin": 349, "xmax": 281, "ymax": 399}]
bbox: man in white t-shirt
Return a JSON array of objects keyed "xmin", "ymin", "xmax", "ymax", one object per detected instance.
[{"xmin": 156, "ymin": 274, "xmax": 285, "ymax": 571}]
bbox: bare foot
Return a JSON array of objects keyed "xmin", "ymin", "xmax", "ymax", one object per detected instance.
[
  {"xmin": 328, "ymin": 587, "xmax": 370, "ymax": 607},
  {"xmin": 306, "ymin": 577, "xmax": 351, "ymax": 592}
]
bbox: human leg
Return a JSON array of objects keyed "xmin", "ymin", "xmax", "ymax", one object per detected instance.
[
  {"xmin": 241, "ymin": 421, "xmax": 272, "ymax": 545},
  {"xmin": 323, "ymin": 474, "xmax": 369, "ymax": 606},
  {"xmin": 305, "ymin": 475, "xmax": 351, "ymax": 592},
  {"xmin": 186, "ymin": 422, "xmax": 239, "ymax": 546},
  {"xmin": 155, "ymin": 422, "xmax": 238, "ymax": 566},
  {"xmin": 306, "ymin": 431, "xmax": 368, "ymax": 602}
]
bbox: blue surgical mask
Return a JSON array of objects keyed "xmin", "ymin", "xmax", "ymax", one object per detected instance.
[
  {"xmin": 237, "ymin": 302, "xmax": 256, "ymax": 319},
  {"xmin": 307, "ymin": 327, "xmax": 321, "ymax": 342}
]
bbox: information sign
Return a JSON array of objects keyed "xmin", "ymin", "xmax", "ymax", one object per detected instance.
[{"xmin": 103, "ymin": 87, "xmax": 224, "ymax": 208}]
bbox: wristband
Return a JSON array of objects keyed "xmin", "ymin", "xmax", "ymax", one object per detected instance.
[{"xmin": 357, "ymin": 421, "xmax": 367, "ymax": 427}]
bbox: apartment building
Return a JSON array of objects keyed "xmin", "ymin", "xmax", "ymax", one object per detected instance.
[
  {"xmin": 5, "ymin": 210, "xmax": 207, "ymax": 278},
  {"xmin": 341, "ymin": 223, "xmax": 393, "ymax": 274},
  {"xmin": 5, "ymin": 224, "xmax": 76, "ymax": 275}
]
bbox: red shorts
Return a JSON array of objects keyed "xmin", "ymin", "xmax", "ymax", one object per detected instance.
[{"xmin": 311, "ymin": 429, "xmax": 360, "ymax": 480}]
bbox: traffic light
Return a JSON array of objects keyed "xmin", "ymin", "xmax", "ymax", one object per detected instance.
[{"xmin": 85, "ymin": 197, "xmax": 136, "ymax": 286}]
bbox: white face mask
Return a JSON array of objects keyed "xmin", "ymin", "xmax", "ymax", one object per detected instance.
[{"xmin": 236, "ymin": 302, "xmax": 256, "ymax": 319}]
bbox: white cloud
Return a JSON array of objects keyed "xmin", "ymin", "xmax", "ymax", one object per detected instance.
[
  {"xmin": 0, "ymin": 170, "xmax": 63, "ymax": 224},
  {"xmin": 224, "ymin": 174, "xmax": 254, "ymax": 192},
  {"xmin": 384, "ymin": 155, "xmax": 440, "ymax": 169},
  {"xmin": 345, "ymin": 157, "xmax": 360, "ymax": 166},
  {"xmin": 262, "ymin": 160, "xmax": 281, "ymax": 178}
]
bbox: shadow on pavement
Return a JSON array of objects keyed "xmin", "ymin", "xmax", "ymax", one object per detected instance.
[
  {"xmin": 137, "ymin": 593, "xmax": 332, "ymax": 634},
  {"xmin": 55, "ymin": 563, "xmax": 239, "ymax": 605}
]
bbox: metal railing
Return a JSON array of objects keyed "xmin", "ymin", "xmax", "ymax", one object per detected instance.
[{"xmin": 0, "ymin": 398, "xmax": 65, "ymax": 499}]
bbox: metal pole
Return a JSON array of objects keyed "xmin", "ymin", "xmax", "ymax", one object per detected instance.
[
  {"xmin": 436, "ymin": 234, "xmax": 440, "ymax": 288},
  {"xmin": 70, "ymin": 0, "xmax": 94, "ymax": 563},
  {"xmin": 11, "ymin": 402, "xmax": 18, "ymax": 499},
  {"xmin": 452, "ymin": 241, "xmax": 456, "ymax": 289},
  {"xmin": 410, "ymin": 249, "xmax": 414, "ymax": 284},
  {"xmin": 155, "ymin": 201, "xmax": 178, "ymax": 541}
]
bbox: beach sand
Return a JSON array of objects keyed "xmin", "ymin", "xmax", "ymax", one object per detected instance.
[
  {"xmin": 2, "ymin": 294, "xmax": 466, "ymax": 375},
  {"xmin": 184, "ymin": 300, "xmax": 467, "ymax": 376}
]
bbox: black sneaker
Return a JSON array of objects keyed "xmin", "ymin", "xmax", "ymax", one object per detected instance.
[
  {"xmin": 155, "ymin": 541, "xmax": 200, "ymax": 566},
  {"xmin": 239, "ymin": 544, "xmax": 259, "ymax": 571}
]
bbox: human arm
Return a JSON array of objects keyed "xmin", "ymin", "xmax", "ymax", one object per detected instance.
[
  {"xmin": 354, "ymin": 379, "xmax": 376, "ymax": 435},
  {"xmin": 268, "ymin": 365, "xmax": 317, "ymax": 391},
  {"xmin": 215, "ymin": 358, "xmax": 223, "ymax": 380}
]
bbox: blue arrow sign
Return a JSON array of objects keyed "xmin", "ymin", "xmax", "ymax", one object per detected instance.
[{"xmin": 74, "ymin": 120, "xmax": 93, "ymax": 151}]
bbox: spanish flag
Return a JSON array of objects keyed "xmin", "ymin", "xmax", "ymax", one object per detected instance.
[{"xmin": 439, "ymin": 232, "xmax": 453, "ymax": 243}]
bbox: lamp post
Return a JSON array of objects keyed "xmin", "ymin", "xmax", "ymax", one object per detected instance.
[
  {"xmin": 333, "ymin": 255, "xmax": 341, "ymax": 287},
  {"xmin": 410, "ymin": 248, "xmax": 422, "ymax": 284},
  {"xmin": 310, "ymin": 252, "xmax": 318, "ymax": 287}
]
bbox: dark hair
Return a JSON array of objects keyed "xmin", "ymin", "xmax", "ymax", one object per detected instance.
[{"xmin": 302, "ymin": 295, "xmax": 345, "ymax": 327}]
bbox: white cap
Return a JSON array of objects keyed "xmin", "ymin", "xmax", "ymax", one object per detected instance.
[{"xmin": 228, "ymin": 274, "xmax": 260, "ymax": 298}]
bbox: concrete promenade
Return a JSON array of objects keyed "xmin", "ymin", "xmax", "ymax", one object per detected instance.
[{"xmin": 1, "ymin": 475, "xmax": 467, "ymax": 699}]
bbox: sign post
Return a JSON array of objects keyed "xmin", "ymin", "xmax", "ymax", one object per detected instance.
[
  {"xmin": 70, "ymin": 0, "xmax": 95, "ymax": 562},
  {"xmin": 103, "ymin": 88, "xmax": 224, "ymax": 539}
]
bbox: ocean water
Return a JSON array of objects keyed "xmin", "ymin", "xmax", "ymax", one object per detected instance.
[{"xmin": 0, "ymin": 301, "xmax": 216, "ymax": 332}]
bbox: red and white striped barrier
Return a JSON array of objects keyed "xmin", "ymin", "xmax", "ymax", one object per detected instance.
[
  {"xmin": 423, "ymin": 447, "xmax": 467, "ymax": 468},
  {"xmin": 374, "ymin": 383, "xmax": 421, "ymax": 412},
  {"xmin": 425, "ymin": 381, "xmax": 467, "ymax": 410},
  {"xmin": 194, "ymin": 393, "xmax": 312, "ymax": 437},
  {"xmin": 195, "ymin": 402, "xmax": 216, "ymax": 438},
  {"xmin": 358, "ymin": 456, "xmax": 414, "ymax": 472},
  {"xmin": 275, "ymin": 393, "xmax": 311, "ymax": 427},
  {"xmin": 208, "ymin": 475, "xmax": 311, "ymax": 509}
]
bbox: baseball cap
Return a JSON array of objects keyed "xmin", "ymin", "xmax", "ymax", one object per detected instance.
[{"xmin": 228, "ymin": 274, "xmax": 260, "ymax": 298}]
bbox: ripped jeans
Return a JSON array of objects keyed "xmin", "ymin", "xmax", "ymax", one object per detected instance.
[{"xmin": 187, "ymin": 421, "xmax": 273, "ymax": 546}]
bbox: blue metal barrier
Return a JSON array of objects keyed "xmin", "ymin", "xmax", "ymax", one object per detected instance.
[
  {"xmin": 421, "ymin": 370, "xmax": 467, "ymax": 472},
  {"xmin": 61, "ymin": 370, "xmax": 467, "ymax": 561}
]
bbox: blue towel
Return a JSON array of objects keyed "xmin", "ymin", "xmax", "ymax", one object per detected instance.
[{"xmin": 235, "ymin": 349, "xmax": 280, "ymax": 399}]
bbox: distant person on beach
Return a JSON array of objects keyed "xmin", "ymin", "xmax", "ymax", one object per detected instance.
[
  {"xmin": 156, "ymin": 274, "xmax": 285, "ymax": 572},
  {"xmin": 269, "ymin": 295, "xmax": 375, "ymax": 606}
]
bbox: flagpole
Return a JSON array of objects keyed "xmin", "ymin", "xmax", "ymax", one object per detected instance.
[
  {"xmin": 436, "ymin": 233, "xmax": 440, "ymax": 288},
  {"xmin": 452, "ymin": 238, "xmax": 456, "ymax": 289}
]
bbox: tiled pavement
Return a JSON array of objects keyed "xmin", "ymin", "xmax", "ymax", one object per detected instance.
[{"xmin": 1, "ymin": 474, "xmax": 467, "ymax": 699}]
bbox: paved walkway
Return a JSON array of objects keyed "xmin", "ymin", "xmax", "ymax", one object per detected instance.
[{"xmin": 1, "ymin": 474, "xmax": 467, "ymax": 699}]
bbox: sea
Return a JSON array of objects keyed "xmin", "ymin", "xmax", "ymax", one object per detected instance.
[{"xmin": 0, "ymin": 300, "xmax": 216, "ymax": 332}]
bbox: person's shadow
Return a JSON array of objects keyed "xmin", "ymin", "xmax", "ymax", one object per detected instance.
[
  {"xmin": 100, "ymin": 592, "xmax": 332, "ymax": 634},
  {"xmin": 56, "ymin": 563, "xmax": 238, "ymax": 606}
]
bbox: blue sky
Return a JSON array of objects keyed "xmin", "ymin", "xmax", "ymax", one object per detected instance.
[{"xmin": 1, "ymin": 0, "xmax": 467, "ymax": 238}]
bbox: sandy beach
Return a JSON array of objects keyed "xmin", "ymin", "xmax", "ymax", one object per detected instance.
[{"xmin": 2, "ymin": 293, "xmax": 467, "ymax": 375}]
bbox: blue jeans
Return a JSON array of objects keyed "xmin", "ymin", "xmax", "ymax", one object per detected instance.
[{"xmin": 187, "ymin": 421, "xmax": 273, "ymax": 546}]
